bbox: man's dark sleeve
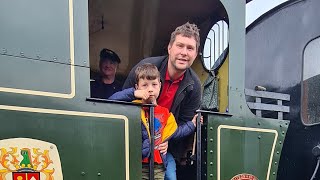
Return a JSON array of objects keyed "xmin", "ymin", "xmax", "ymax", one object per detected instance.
[{"xmin": 178, "ymin": 81, "xmax": 202, "ymax": 124}]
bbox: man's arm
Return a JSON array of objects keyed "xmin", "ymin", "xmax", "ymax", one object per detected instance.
[{"xmin": 178, "ymin": 85, "xmax": 201, "ymax": 124}]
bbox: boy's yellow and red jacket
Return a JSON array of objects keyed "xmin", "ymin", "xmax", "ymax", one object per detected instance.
[
  {"xmin": 140, "ymin": 104, "xmax": 177, "ymax": 164},
  {"xmin": 137, "ymin": 101, "xmax": 196, "ymax": 164}
]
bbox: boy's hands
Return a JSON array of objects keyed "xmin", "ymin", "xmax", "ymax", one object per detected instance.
[
  {"xmin": 192, "ymin": 114, "xmax": 203, "ymax": 127},
  {"xmin": 134, "ymin": 89, "xmax": 150, "ymax": 100},
  {"xmin": 157, "ymin": 141, "xmax": 168, "ymax": 155}
]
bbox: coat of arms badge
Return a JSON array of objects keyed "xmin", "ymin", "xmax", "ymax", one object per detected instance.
[{"xmin": 0, "ymin": 138, "xmax": 63, "ymax": 180}]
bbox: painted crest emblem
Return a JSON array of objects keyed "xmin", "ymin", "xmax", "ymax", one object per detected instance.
[
  {"xmin": 231, "ymin": 173, "xmax": 259, "ymax": 180},
  {"xmin": 0, "ymin": 138, "xmax": 63, "ymax": 180}
]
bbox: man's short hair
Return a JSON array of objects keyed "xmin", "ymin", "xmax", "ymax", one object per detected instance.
[
  {"xmin": 135, "ymin": 63, "xmax": 160, "ymax": 83},
  {"xmin": 169, "ymin": 22, "xmax": 200, "ymax": 51},
  {"xmin": 99, "ymin": 48, "xmax": 121, "ymax": 64}
]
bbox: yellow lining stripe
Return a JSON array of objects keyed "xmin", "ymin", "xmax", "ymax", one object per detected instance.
[
  {"xmin": 0, "ymin": 105, "xmax": 130, "ymax": 180},
  {"xmin": 0, "ymin": 0, "xmax": 75, "ymax": 99},
  {"xmin": 217, "ymin": 125, "xmax": 278, "ymax": 180}
]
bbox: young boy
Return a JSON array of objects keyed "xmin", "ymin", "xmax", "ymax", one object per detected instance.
[{"xmin": 109, "ymin": 63, "xmax": 201, "ymax": 179}]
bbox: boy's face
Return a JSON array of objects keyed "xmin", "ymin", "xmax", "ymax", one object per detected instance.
[{"xmin": 135, "ymin": 78, "xmax": 161, "ymax": 104}]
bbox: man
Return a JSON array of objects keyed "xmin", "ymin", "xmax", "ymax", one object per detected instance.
[
  {"xmin": 91, "ymin": 48, "xmax": 122, "ymax": 99},
  {"xmin": 123, "ymin": 22, "xmax": 201, "ymax": 179}
]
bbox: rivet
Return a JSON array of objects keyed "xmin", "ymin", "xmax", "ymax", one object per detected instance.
[
  {"xmin": 210, "ymin": 139, "xmax": 213, "ymax": 142},
  {"xmin": 210, "ymin": 150, "xmax": 213, "ymax": 154},
  {"xmin": 277, "ymin": 151, "xmax": 279, "ymax": 154},
  {"xmin": 282, "ymin": 131, "xmax": 285, "ymax": 135},
  {"xmin": 210, "ymin": 127, "xmax": 213, "ymax": 130},
  {"xmin": 279, "ymin": 141, "xmax": 282, "ymax": 145},
  {"xmin": 81, "ymin": 172, "xmax": 85, "ymax": 176},
  {"xmin": 273, "ymin": 172, "xmax": 276, "ymax": 175},
  {"xmin": 97, "ymin": 172, "xmax": 101, "ymax": 176},
  {"xmin": 258, "ymin": 122, "xmax": 261, "ymax": 125},
  {"xmin": 210, "ymin": 174, "xmax": 213, "ymax": 177},
  {"xmin": 2, "ymin": 48, "xmax": 7, "ymax": 54},
  {"xmin": 275, "ymin": 161, "xmax": 278, "ymax": 165},
  {"xmin": 258, "ymin": 135, "xmax": 261, "ymax": 139},
  {"xmin": 210, "ymin": 162, "xmax": 213, "ymax": 165}
]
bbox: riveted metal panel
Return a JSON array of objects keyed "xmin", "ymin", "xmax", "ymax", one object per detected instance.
[{"xmin": 206, "ymin": 114, "xmax": 289, "ymax": 180}]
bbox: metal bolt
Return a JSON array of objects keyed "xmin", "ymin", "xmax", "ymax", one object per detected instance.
[
  {"xmin": 81, "ymin": 172, "xmax": 86, "ymax": 176},
  {"xmin": 2, "ymin": 48, "xmax": 7, "ymax": 54},
  {"xmin": 258, "ymin": 135, "xmax": 261, "ymax": 139},
  {"xmin": 210, "ymin": 139, "xmax": 213, "ymax": 142},
  {"xmin": 97, "ymin": 172, "xmax": 101, "ymax": 176},
  {"xmin": 279, "ymin": 141, "xmax": 282, "ymax": 145},
  {"xmin": 210, "ymin": 150, "xmax": 213, "ymax": 154},
  {"xmin": 210, "ymin": 162, "xmax": 213, "ymax": 165},
  {"xmin": 210, "ymin": 127, "xmax": 213, "ymax": 130},
  {"xmin": 275, "ymin": 161, "xmax": 278, "ymax": 165},
  {"xmin": 282, "ymin": 131, "xmax": 285, "ymax": 135},
  {"xmin": 273, "ymin": 172, "xmax": 276, "ymax": 175},
  {"xmin": 277, "ymin": 151, "xmax": 279, "ymax": 154}
]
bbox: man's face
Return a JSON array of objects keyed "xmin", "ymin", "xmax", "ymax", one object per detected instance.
[
  {"xmin": 167, "ymin": 34, "xmax": 198, "ymax": 73},
  {"xmin": 136, "ymin": 78, "xmax": 161, "ymax": 104},
  {"xmin": 101, "ymin": 59, "xmax": 118, "ymax": 77}
]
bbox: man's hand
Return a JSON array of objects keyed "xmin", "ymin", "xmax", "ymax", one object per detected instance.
[
  {"xmin": 157, "ymin": 141, "xmax": 168, "ymax": 155},
  {"xmin": 191, "ymin": 114, "xmax": 203, "ymax": 127},
  {"xmin": 134, "ymin": 89, "xmax": 150, "ymax": 100}
]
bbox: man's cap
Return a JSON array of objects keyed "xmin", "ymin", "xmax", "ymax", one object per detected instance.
[{"xmin": 99, "ymin": 48, "xmax": 121, "ymax": 63}]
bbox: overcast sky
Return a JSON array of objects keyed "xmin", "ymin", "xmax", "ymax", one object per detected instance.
[{"xmin": 246, "ymin": 0, "xmax": 288, "ymax": 26}]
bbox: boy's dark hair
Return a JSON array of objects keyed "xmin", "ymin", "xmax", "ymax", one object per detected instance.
[
  {"xmin": 169, "ymin": 22, "xmax": 200, "ymax": 51},
  {"xmin": 135, "ymin": 63, "xmax": 160, "ymax": 83}
]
